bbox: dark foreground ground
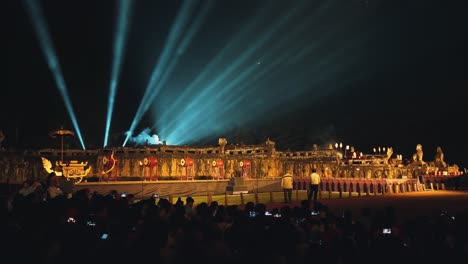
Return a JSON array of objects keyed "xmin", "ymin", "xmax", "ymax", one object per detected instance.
[{"xmin": 262, "ymin": 190, "xmax": 468, "ymax": 221}]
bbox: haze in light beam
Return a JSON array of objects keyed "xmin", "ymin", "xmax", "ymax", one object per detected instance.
[
  {"xmin": 103, "ymin": 0, "xmax": 133, "ymax": 147},
  {"xmin": 125, "ymin": 128, "xmax": 161, "ymax": 146},
  {"xmin": 151, "ymin": 0, "xmax": 374, "ymax": 145},
  {"xmin": 123, "ymin": 0, "xmax": 199, "ymax": 146},
  {"xmin": 22, "ymin": 0, "xmax": 86, "ymax": 149}
]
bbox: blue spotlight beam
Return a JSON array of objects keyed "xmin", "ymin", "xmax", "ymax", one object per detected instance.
[
  {"xmin": 123, "ymin": 0, "xmax": 199, "ymax": 146},
  {"xmin": 103, "ymin": 0, "xmax": 133, "ymax": 147},
  {"xmin": 22, "ymin": 0, "xmax": 86, "ymax": 149},
  {"xmin": 159, "ymin": 41, "xmax": 299, "ymax": 142},
  {"xmin": 157, "ymin": 1, "xmax": 310, "ymax": 139},
  {"xmin": 156, "ymin": 0, "xmax": 373, "ymax": 145},
  {"xmin": 142, "ymin": 0, "xmax": 215, "ymax": 120},
  {"xmin": 156, "ymin": 1, "xmax": 286, "ymax": 124},
  {"xmin": 155, "ymin": 1, "xmax": 305, "ymax": 136}
]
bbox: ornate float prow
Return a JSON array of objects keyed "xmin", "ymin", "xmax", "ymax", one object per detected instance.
[{"xmin": 41, "ymin": 157, "xmax": 91, "ymax": 183}]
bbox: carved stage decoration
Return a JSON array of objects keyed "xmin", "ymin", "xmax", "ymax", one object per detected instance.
[
  {"xmin": 41, "ymin": 157, "xmax": 91, "ymax": 184},
  {"xmin": 4, "ymin": 138, "xmax": 461, "ymax": 185},
  {"xmin": 413, "ymin": 144, "xmax": 426, "ymax": 165},
  {"xmin": 102, "ymin": 152, "xmax": 119, "ymax": 181}
]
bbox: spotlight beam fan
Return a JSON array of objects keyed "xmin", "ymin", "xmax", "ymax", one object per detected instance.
[
  {"xmin": 155, "ymin": 1, "xmax": 372, "ymax": 145},
  {"xmin": 138, "ymin": 0, "xmax": 215, "ymax": 130},
  {"xmin": 156, "ymin": 0, "xmax": 310, "ymax": 134},
  {"xmin": 123, "ymin": 0, "xmax": 199, "ymax": 147},
  {"xmin": 22, "ymin": 0, "xmax": 86, "ymax": 150},
  {"xmin": 103, "ymin": 0, "xmax": 133, "ymax": 147}
]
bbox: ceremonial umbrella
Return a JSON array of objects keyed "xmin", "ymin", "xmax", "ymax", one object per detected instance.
[{"xmin": 49, "ymin": 127, "xmax": 75, "ymax": 162}]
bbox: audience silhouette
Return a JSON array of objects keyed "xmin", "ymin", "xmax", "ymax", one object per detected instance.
[{"xmin": 2, "ymin": 187, "xmax": 468, "ymax": 264}]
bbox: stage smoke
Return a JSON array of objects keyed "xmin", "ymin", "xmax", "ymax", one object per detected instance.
[{"xmin": 125, "ymin": 128, "xmax": 161, "ymax": 146}]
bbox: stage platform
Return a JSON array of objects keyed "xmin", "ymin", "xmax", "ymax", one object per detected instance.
[{"xmin": 74, "ymin": 178, "xmax": 282, "ymax": 198}]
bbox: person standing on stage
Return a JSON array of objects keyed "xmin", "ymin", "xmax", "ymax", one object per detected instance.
[
  {"xmin": 308, "ymin": 168, "xmax": 321, "ymax": 209},
  {"xmin": 281, "ymin": 170, "xmax": 294, "ymax": 204}
]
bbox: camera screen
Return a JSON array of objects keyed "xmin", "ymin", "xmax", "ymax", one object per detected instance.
[
  {"xmin": 296, "ymin": 218, "xmax": 306, "ymax": 224},
  {"xmin": 265, "ymin": 211, "xmax": 272, "ymax": 216},
  {"xmin": 101, "ymin": 233, "xmax": 108, "ymax": 239},
  {"xmin": 382, "ymin": 228, "xmax": 392, "ymax": 234},
  {"xmin": 67, "ymin": 217, "xmax": 76, "ymax": 223},
  {"xmin": 310, "ymin": 211, "xmax": 318, "ymax": 216},
  {"xmin": 152, "ymin": 193, "xmax": 160, "ymax": 198},
  {"xmin": 249, "ymin": 211, "xmax": 257, "ymax": 217}
]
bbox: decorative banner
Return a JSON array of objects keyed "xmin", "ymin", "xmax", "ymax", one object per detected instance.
[
  {"xmin": 185, "ymin": 157, "xmax": 194, "ymax": 167},
  {"xmin": 180, "ymin": 158, "xmax": 193, "ymax": 167},
  {"xmin": 240, "ymin": 160, "xmax": 252, "ymax": 178},
  {"xmin": 148, "ymin": 156, "xmax": 158, "ymax": 167},
  {"xmin": 102, "ymin": 152, "xmax": 117, "ymax": 174},
  {"xmin": 103, "ymin": 155, "xmax": 110, "ymax": 165},
  {"xmin": 143, "ymin": 156, "xmax": 157, "ymax": 167},
  {"xmin": 143, "ymin": 156, "xmax": 158, "ymax": 180}
]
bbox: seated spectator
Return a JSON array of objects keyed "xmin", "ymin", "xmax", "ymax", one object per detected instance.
[
  {"xmin": 185, "ymin": 196, "xmax": 195, "ymax": 219},
  {"xmin": 47, "ymin": 172, "xmax": 64, "ymax": 200},
  {"xmin": 18, "ymin": 180, "xmax": 34, "ymax": 197}
]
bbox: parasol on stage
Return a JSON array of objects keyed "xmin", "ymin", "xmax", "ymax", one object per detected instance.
[{"xmin": 49, "ymin": 127, "xmax": 75, "ymax": 162}]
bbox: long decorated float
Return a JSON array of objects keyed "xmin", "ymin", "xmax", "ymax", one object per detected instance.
[{"xmin": 0, "ymin": 138, "xmax": 463, "ymax": 196}]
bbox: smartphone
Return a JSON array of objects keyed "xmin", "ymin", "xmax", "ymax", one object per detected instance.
[
  {"xmin": 296, "ymin": 218, "xmax": 306, "ymax": 224},
  {"xmin": 152, "ymin": 193, "xmax": 160, "ymax": 198},
  {"xmin": 67, "ymin": 217, "xmax": 76, "ymax": 223},
  {"xmin": 249, "ymin": 211, "xmax": 257, "ymax": 217},
  {"xmin": 101, "ymin": 233, "xmax": 108, "ymax": 240},
  {"xmin": 310, "ymin": 211, "xmax": 318, "ymax": 216},
  {"xmin": 120, "ymin": 193, "xmax": 127, "ymax": 198},
  {"xmin": 265, "ymin": 211, "xmax": 272, "ymax": 216},
  {"xmin": 86, "ymin": 220, "xmax": 96, "ymax": 227},
  {"xmin": 382, "ymin": 228, "xmax": 392, "ymax": 234},
  {"xmin": 273, "ymin": 213, "xmax": 282, "ymax": 218}
]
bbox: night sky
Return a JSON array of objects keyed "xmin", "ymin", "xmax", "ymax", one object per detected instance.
[{"xmin": 3, "ymin": 0, "xmax": 468, "ymax": 168}]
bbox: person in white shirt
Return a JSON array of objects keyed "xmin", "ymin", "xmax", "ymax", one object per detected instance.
[
  {"xmin": 47, "ymin": 172, "xmax": 63, "ymax": 200},
  {"xmin": 18, "ymin": 181, "xmax": 34, "ymax": 197},
  {"xmin": 281, "ymin": 171, "xmax": 294, "ymax": 204},
  {"xmin": 308, "ymin": 168, "xmax": 321, "ymax": 209}
]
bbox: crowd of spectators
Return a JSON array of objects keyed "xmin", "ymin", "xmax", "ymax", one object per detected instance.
[{"xmin": 2, "ymin": 176, "xmax": 468, "ymax": 264}]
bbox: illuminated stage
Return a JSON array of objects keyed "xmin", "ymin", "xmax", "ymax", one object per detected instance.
[
  {"xmin": 74, "ymin": 178, "xmax": 281, "ymax": 198},
  {"xmin": 73, "ymin": 176, "xmax": 460, "ymax": 199}
]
